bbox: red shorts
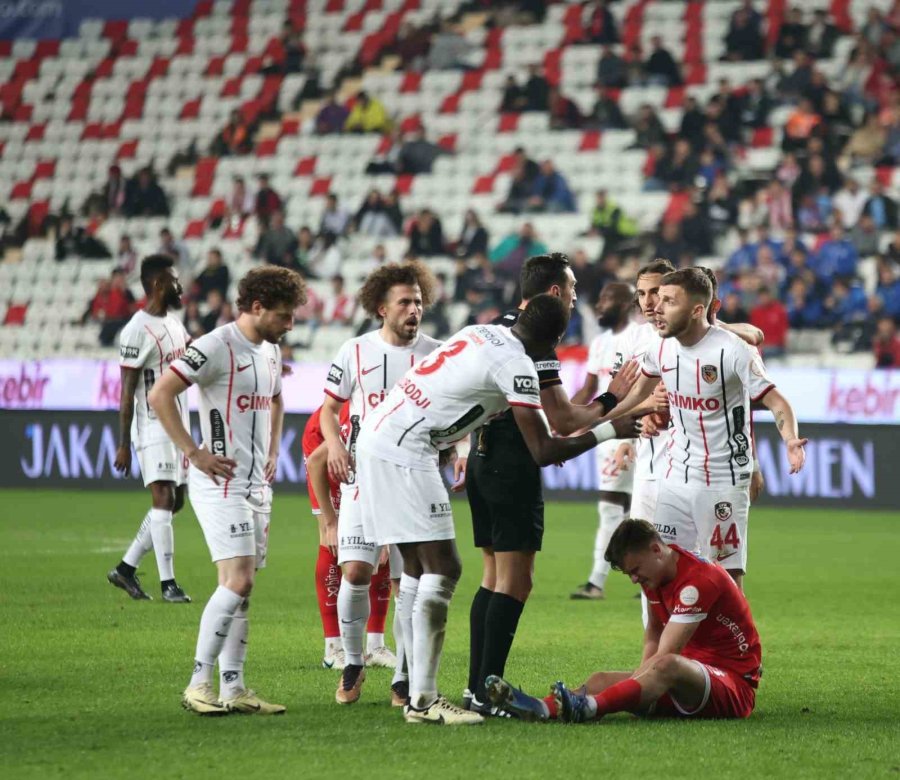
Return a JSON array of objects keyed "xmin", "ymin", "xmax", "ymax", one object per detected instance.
[{"xmin": 651, "ymin": 662, "xmax": 756, "ymax": 719}]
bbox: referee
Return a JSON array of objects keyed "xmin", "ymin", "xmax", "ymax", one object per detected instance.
[{"xmin": 464, "ymin": 253, "xmax": 639, "ymax": 715}]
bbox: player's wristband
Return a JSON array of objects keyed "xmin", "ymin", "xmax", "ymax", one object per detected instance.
[
  {"xmin": 591, "ymin": 421, "xmax": 616, "ymax": 445},
  {"xmin": 595, "ymin": 391, "xmax": 618, "ymax": 413},
  {"xmin": 454, "ymin": 437, "xmax": 471, "ymax": 459}
]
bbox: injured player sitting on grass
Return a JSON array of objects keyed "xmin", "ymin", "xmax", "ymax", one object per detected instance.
[{"xmin": 486, "ymin": 519, "xmax": 762, "ymax": 722}]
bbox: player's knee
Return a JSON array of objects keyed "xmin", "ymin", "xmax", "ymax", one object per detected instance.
[
  {"xmin": 652, "ymin": 653, "xmax": 681, "ymax": 682},
  {"xmin": 227, "ymin": 574, "xmax": 254, "ymax": 597},
  {"xmin": 342, "ymin": 562, "xmax": 372, "ymax": 586},
  {"xmin": 151, "ymin": 484, "xmax": 176, "ymax": 511}
]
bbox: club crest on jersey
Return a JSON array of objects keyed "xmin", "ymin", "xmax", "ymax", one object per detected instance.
[
  {"xmin": 513, "ymin": 375, "xmax": 539, "ymax": 396},
  {"xmin": 702, "ymin": 364, "xmax": 718, "ymax": 384},
  {"xmin": 120, "ymin": 345, "xmax": 139, "ymax": 360},
  {"xmin": 327, "ymin": 364, "xmax": 343, "ymax": 385},
  {"xmin": 715, "ymin": 501, "xmax": 733, "ymax": 522},
  {"xmin": 182, "ymin": 346, "xmax": 207, "ymax": 371}
]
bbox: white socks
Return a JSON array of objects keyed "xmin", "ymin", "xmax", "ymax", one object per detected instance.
[
  {"xmin": 366, "ymin": 633, "xmax": 385, "ymax": 654},
  {"xmin": 219, "ymin": 599, "xmax": 250, "ymax": 699},
  {"xmin": 338, "ymin": 580, "xmax": 370, "ymax": 667},
  {"xmin": 393, "ymin": 575, "xmax": 418, "ymax": 685},
  {"xmin": 410, "ymin": 573, "xmax": 456, "ymax": 710},
  {"xmin": 122, "ymin": 511, "xmax": 152, "ymax": 568},
  {"xmin": 149, "ymin": 508, "xmax": 175, "ymax": 581},
  {"xmin": 589, "ymin": 501, "xmax": 626, "ymax": 590},
  {"xmin": 189, "ymin": 585, "xmax": 243, "ymax": 687}
]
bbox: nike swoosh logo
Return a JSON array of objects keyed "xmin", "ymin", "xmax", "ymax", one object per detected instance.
[
  {"xmin": 340, "ymin": 618, "xmax": 364, "ymax": 625},
  {"xmin": 246, "ymin": 704, "xmax": 261, "ymax": 711},
  {"xmin": 716, "ymin": 551, "xmax": 738, "ymax": 562},
  {"xmin": 662, "ymin": 366, "xmax": 676, "ymax": 373},
  {"xmin": 323, "ymin": 659, "xmax": 335, "ymax": 668},
  {"xmin": 215, "ymin": 631, "xmax": 228, "ymax": 637},
  {"xmin": 361, "ymin": 365, "xmax": 381, "ymax": 375},
  {"xmin": 237, "ymin": 363, "xmax": 252, "ymax": 372}
]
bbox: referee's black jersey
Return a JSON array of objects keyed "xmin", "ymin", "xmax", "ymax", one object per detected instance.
[{"xmin": 472, "ymin": 309, "xmax": 562, "ymax": 470}]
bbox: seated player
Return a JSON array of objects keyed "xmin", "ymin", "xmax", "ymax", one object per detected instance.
[
  {"xmin": 302, "ymin": 403, "xmax": 396, "ymax": 671},
  {"xmin": 487, "ymin": 519, "xmax": 761, "ymax": 722}
]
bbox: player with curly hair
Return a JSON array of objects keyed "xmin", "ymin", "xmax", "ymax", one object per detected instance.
[
  {"xmin": 148, "ymin": 266, "xmax": 306, "ymax": 715},
  {"xmin": 320, "ymin": 260, "xmax": 445, "ymax": 707}
]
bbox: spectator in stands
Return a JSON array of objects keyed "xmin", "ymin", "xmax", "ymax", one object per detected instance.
[
  {"xmin": 793, "ymin": 154, "xmax": 840, "ymax": 213},
  {"xmin": 455, "ymin": 209, "xmax": 489, "ymax": 258},
  {"xmin": 501, "ymin": 75, "xmax": 527, "ymax": 112},
  {"xmin": 782, "ymin": 98, "xmax": 822, "ymax": 153},
  {"xmin": 763, "ymin": 180, "xmax": 795, "ymax": 233},
  {"xmin": 750, "ymin": 287, "xmax": 789, "ymax": 357},
  {"xmin": 315, "ymin": 92, "xmax": 350, "ymax": 135},
  {"xmin": 814, "ymin": 222, "xmax": 859, "ymax": 280},
  {"xmin": 850, "ymin": 213, "xmax": 881, "ymax": 257},
  {"xmin": 774, "ymin": 6, "xmax": 807, "ymax": 60},
  {"xmin": 756, "ymin": 244, "xmax": 786, "ymax": 291},
  {"xmin": 183, "ymin": 300, "xmax": 205, "ymax": 339},
  {"xmin": 227, "ymin": 175, "xmax": 255, "ymax": 219},
  {"xmin": 55, "ymin": 216, "xmax": 80, "ymax": 261},
  {"xmin": 363, "ymin": 243, "xmax": 389, "ymax": 274},
  {"xmin": 192, "ymin": 248, "xmax": 231, "ymax": 303},
  {"xmin": 201, "ymin": 289, "xmax": 226, "ymax": 334},
  {"xmin": 116, "ymin": 234, "xmax": 138, "ymax": 277},
  {"xmin": 825, "ymin": 279, "xmax": 869, "ymax": 349},
  {"xmin": 255, "ymin": 209, "xmax": 298, "ymax": 268},
  {"xmin": 680, "ymin": 199, "xmax": 713, "ymax": 257},
  {"xmin": 548, "ymin": 87, "xmax": 584, "ymax": 130},
  {"xmin": 873, "ymin": 315, "xmax": 900, "ymax": 367},
  {"xmin": 158, "ymin": 227, "xmax": 192, "ymax": 278},
  {"xmin": 499, "ymin": 162, "xmax": 535, "ymax": 215},
  {"xmin": 355, "ymin": 190, "xmax": 401, "ymax": 237},
  {"xmin": 81, "ymin": 268, "xmax": 135, "ymax": 346},
  {"xmin": 833, "ymin": 177, "xmax": 869, "ymax": 229},
  {"xmin": 876, "ymin": 261, "xmax": 900, "ymax": 317},
  {"xmin": 776, "ymin": 50, "xmax": 815, "ymax": 102},
  {"xmin": 588, "ymin": 190, "xmax": 637, "ymax": 254},
  {"xmin": 427, "ymin": 21, "xmax": 473, "ymax": 70},
  {"xmin": 585, "ymin": 0, "xmax": 619, "ymax": 44},
  {"xmin": 819, "ymin": 90, "xmax": 855, "ymax": 152},
  {"xmin": 527, "ymin": 160, "xmax": 577, "ymax": 213},
  {"xmin": 308, "ymin": 231, "xmax": 343, "ymax": 278},
  {"xmin": 320, "ymin": 193, "xmax": 350, "ymax": 236},
  {"xmin": 524, "ymin": 65, "xmax": 550, "ymax": 112},
  {"xmin": 282, "ymin": 25, "xmax": 307, "ymax": 74},
  {"xmin": 706, "ymin": 172, "xmax": 739, "ymax": 241},
  {"xmin": 345, "ymin": 91, "xmax": 391, "ymax": 134},
  {"xmin": 717, "ymin": 290, "xmax": 751, "ymax": 326},
  {"xmin": 724, "ymin": 3, "xmax": 765, "ymax": 61},
  {"xmin": 397, "ymin": 129, "xmax": 447, "ymax": 175},
  {"xmin": 678, "ymin": 95, "xmax": 706, "ymax": 150},
  {"xmin": 408, "ymin": 209, "xmax": 445, "ymax": 256},
  {"xmin": 644, "ymin": 35, "xmax": 682, "ymax": 87},
  {"xmin": 103, "ymin": 165, "xmax": 127, "ymax": 216},
  {"xmin": 863, "ymin": 179, "xmax": 898, "ymax": 229},
  {"xmin": 124, "ymin": 167, "xmax": 169, "ymax": 218},
  {"xmin": 211, "ymin": 110, "xmax": 253, "ymax": 157},
  {"xmin": 738, "ymin": 78, "xmax": 773, "ymax": 131},
  {"xmin": 489, "ymin": 222, "xmax": 548, "ymax": 276},
  {"xmin": 784, "ymin": 277, "xmax": 824, "ymax": 328},
  {"xmin": 297, "ymin": 226, "xmax": 315, "ymax": 269},
  {"xmin": 596, "ymin": 45, "xmax": 628, "ymax": 89},
  {"xmin": 393, "ymin": 21, "xmax": 432, "ymax": 70},
  {"xmin": 807, "ymin": 9, "xmax": 840, "ymax": 58},
  {"xmin": 255, "ymin": 173, "xmax": 283, "ymax": 229},
  {"xmin": 631, "ymin": 104, "xmax": 666, "ymax": 149},
  {"xmin": 587, "ymin": 84, "xmax": 628, "ymax": 129},
  {"xmin": 653, "ymin": 221, "xmax": 690, "ymax": 267},
  {"xmin": 656, "ymin": 139, "xmax": 699, "ymax": 189},
  {"xmin": 321, "ymin": 275, "xmax": 356, "ymax": 325}
]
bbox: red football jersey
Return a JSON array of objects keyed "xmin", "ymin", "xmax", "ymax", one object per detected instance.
[
  {"xmin": 302, "ymin": 402, "xmax": 350, "ymax": 512},
  {"xmin": 644, "ymin": 546, "xmax": 762, "ymax": 687}
]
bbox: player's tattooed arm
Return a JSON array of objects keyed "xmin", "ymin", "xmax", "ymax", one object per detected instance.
[
  {"xmin": 760, "ymin": 388, "xmax": 807, "ymax": 474},
  {"xmin": 114, "ymin": 367, "xmax": 140, "ymax": 474}
]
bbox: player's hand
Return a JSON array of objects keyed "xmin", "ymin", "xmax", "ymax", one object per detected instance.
[
  {"xmin": 608, "ymin": 360, "xmax": 639, "ymax": 401},
  {"xmin": 450, "ymin": 455, "xmax": 467, "ymax": 492},
  {"xmin": 786, "ymin": 438, "xmax": 808, "ymax": 474},
  {"xmin": 264, "ymin": 453, "xmax": 278, "ymax": 483},
  {"xmin": 750, "ymin": 469, "xmax": 764, "ymax": 502},
  {"xmin": 612, "ymin": 416, "xmax": 642, "ymax": 439},
  {"xmin": 327, "ymin": 441, "xmax": 352, "ymax": 483},
  {"xmin": 189, "ymin": 445, "xmax": 237, "ymax": 485},
  {"xmin": 114, "ymin": 445, "xmax": 132, "ymax": 475},
  {"xmin": 323, "ymin": 519, "xmax": 338, "ymax": 557},
  {"xmin": 281, "ymin": 363, "xmax": 294, "ymax": 377},
  {"xmin": 614, "ymin": 442, "xmax": 636, "ymax": 471},
  {"xmin": 376, "ymin": 545, "xmax": 389, "ymax": 572},
  {"xmin": 641, "ymin": 414, "xmax": 659, "ymax": 438},
  {"xmin": 652, "ymin": 381, "xmax": 669, "ymax": 413}
]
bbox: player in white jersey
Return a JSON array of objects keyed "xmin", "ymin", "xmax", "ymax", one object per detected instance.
[
  {"xmin": 614, "ymin": 269, "xmax": 806, "ymax": 584},
  {"xmin": 569, "ymin": 282, "xmax": 642, "ymax": 600},
  {"xmin": 321, "ymin": 261, "xmax": 443, "ymax": 706},
  {"xmin": 148, "ymin": 266, "xmax": 306, "ymax": 716},
  {"xmin": 356, "ymin": 294, "xmax": 640, "ymax": 725},
  {"xmin": 107, "ymin": 255, "xmax": 193, "ymax": 603}
]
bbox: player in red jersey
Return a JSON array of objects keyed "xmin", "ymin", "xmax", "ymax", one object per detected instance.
[
  {"xmin": 487, "ymin": 519, "xmax": 761, "ymax": 721},
  {"xmin": 302, "ymin": 404, "xmax": 393, "ymax": 670}
]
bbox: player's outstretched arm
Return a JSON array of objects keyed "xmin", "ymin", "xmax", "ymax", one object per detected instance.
[
  {"xmin": 760, "ymin": 388, "xmax": 807, "ymax": 474},
  {"xmin": 570, "ymin": 371, "xmax": 599, "ymax": 406},
  {"xmin": 114, "ymin": 367, "xmax": 140, "ymax": 474},
  {"xmin": 307, "ymin": 443, "xmax": 337, "ymax": 555},
  {"xmin": 545, "ymin": 360, "xmax": 641, "ymax": 434},
  {"xmin": 148, "ymin": 370, "xmax": 236, "ymax": 484},
  {"xmin": 606, "ymin": 371, "xmax": 658, "ymax": 420},
  {"xmin": 719, "ymin": 321, "xmax": 764, "ymax": 347},
  {"xmin": 321, "ymin": 393, "xmax": 351, "ymax": 483},
  {"xmin": 640, "ymin": 607, "xmax": 664, "ymax": 664},
  {"xmin": 511, "ymin": 405, "xmax": 640, "ymax": 467},
  {"xmin": 264, "ymin": 393, "xmax": 284, "ymax": 483}
]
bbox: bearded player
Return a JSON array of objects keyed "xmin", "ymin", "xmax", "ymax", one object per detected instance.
[{"xmin": 321, "ymin": 261, "xmax": 443, "ymax": 706}]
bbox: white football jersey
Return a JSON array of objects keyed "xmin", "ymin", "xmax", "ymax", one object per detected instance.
[
  {"xmin": 358, "ymin": 324, "xmax": 542, "ymax": 469},
  {"xmin": 630, "ymin": 322, "xmax": 670, "ymax": 482},
  {"xmin": 119, "ymin": 309, "xmax": 191, "ymax": 449},
  {"xmin": 170, "ymin": 322, "xmax": 282, "ymax": 498},
  {"xmin": 323, "ymin": 329, "xmax": 442, "ymax": 485},
  {"xmin": 585, "ymin": 320, "xmax": 642, "ymax": 394},
  {"xmin": 641, "ymin": 325, "xmax": 774, "ymax": 488}
]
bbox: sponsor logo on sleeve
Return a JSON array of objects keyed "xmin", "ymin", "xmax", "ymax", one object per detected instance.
[
  {"xmin": 702, "ymin": 364, "xmax": 718, "ymax": 384},
  {"xmin": 327, "ymin": 364, "xmax": 344, "ymax": 385},
  {"xmin": 182, "ymin": 346, "xmax": 208, "ymax": 372},
  {"xmin": 513, "ymin": 375, "xmax": 539, "ymax": 396},
  {"xmin": 120, "ymin": 345, "xmax": 140, "ymax": 360},
  {"xmin": 534, "ymin": 360, "xmax": 561, "ymax": 373},
  {"xmin": 678, "ymin": 585, "xmax": 700, "ymax": 606}
]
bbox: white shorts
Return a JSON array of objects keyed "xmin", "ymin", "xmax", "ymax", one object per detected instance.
[
  {"xmin": 630, "ymin": 478, "xmax": 659, "ymax": 523},
  {"xmin": 596, "ymin": 439, "xmax": 635, "ymax": 494},
  {"xmin": 136, "ymin": 441, "xmax": 188, "ymax": 487},
  {"xmin": 336, "ymin": 483, "xmax": 403, "ymax": 577},
  {"xmin": 356, "ymin": 449, "xmax": 455, "ymax": 546},
  {"xmin": 190, "ymin": 481, "xmax": 272, "ymax": 567},
  {"xmin": 655, "ymin": 482, "xmax": 750, "ymax": 572}
]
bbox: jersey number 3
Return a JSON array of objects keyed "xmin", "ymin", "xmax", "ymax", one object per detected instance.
[{"xmin": 415, "ymin": 340, "xmax": 467, "ymax": 376}]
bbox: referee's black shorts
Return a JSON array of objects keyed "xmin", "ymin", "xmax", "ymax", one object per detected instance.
[{"xmin": 467, "ymin": 455, "xmax": 544, "ymax": 553}]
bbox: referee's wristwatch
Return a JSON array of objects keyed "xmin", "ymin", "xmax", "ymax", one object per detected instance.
[{"xmin": 595, "ymin": 391, "xmax": 618, "ymax": 414}]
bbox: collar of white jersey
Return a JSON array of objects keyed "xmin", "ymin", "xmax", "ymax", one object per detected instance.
[
  {"xmin": 228, "ymin": 321, "xmax": 265, "ymax": 351},
  {"xmin": 372, "ymin": 329, "xmax": 423, "ymax": 351}
]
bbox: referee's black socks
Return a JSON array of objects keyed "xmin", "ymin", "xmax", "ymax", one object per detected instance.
[
  {"xmin": 468, "ymin": 586, "xmax": 493, "ymax": 695},
  {"xmin": 477, "ymin": 592, "xmax": 525, "ymax": 702}
]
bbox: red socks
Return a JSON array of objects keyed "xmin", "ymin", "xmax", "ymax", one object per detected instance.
[
  {"xmin": 543, "ymin": 695, "xmax": 559, "ymax": 719},
  {"xmin": 592, "ymin": 678, "xmax": 643, "ymax": 717},
  {"xmin": 367, "ymin": 562, "xmax": 392, "ymax": 633},
  {"xmin": 315, "ymin": 546, "xmax": 341, "ymax": 638}
]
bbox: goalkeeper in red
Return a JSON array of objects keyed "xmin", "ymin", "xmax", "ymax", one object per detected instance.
[{"xmin": 487, "ymin": 519, "xmax": 761, "ymax": 721}]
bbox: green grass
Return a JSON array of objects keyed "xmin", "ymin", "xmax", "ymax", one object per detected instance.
[{"xmin": 1, "ymin": 490, "xmax": 899, "ymax": 779}]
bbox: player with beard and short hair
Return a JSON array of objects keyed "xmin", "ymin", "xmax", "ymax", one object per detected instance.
[
  {"xmin": 321, "ymin": 261, "xmax": 443, "ymax": 707},
  {"xmin": 149, "ymin": 266, "xmax": 306, "ymax": 715},
  {"xmin": 107, "ymin": 255, "xmax": 193, "ymax": 603},
  {"xmin": 569, "ymin": 282, "xmax": 642, "ymax": 600}
]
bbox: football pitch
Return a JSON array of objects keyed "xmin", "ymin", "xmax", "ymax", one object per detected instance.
[{"xmin": 2, "ymin": 490, "xmax": 898, "ymax": 779}]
